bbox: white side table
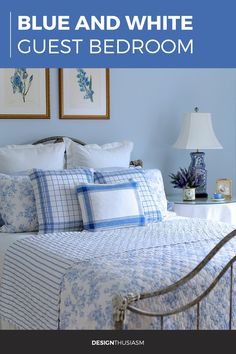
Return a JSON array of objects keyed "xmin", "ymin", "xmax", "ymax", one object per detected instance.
[{"xmin": 167, "ymin": 196, "xmax": 236, "ymax": 225}]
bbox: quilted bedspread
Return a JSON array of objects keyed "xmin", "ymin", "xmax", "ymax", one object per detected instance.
[{"xmin": 0, "ymin": 217, "xmax": 236, "ymax": 330}]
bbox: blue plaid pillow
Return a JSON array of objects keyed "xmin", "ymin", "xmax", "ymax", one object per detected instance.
[
  {"xmin": 30, "ymin": 168, "xmax": 93, "ymax": 233},
  {"xmin": 94, "ymin": 168, "xmax": 162, "ymax": 223},
  {"xmin": 77, "ymin": 181, "xmax": 145, "ymax": 231}
]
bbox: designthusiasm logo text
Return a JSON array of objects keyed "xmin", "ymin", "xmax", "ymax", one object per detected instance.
[{"xmin": 91, "ymin": 339, "xmax": 145, "ymax": 346}]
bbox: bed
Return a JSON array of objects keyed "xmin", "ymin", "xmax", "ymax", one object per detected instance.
[
  {"xmin": 0, "ymin": 136, "xmax": 236, "ymax": 330},
  {"xmin": 0, "ymin": 231, "xmax": 35, "ymax": 329}
]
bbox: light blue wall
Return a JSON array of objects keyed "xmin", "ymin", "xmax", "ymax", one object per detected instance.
[{"xmin": 0, "ymin": 68, "xmax": 235, "ymax": 195}]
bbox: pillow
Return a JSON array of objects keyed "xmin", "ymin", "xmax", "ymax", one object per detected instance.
[
  {"xmin": 65, "ymin": 138, "xmax": 133, "ymax": 169},
  {"xmin": 0, "ymin": 174, "xmax": 38, "ymax": 233},
  {"xmin": 29, "ymin": 168, "xmax": 94, "ymax": 233},
  {"xmin": 0, "ymin": 142, "xmax": 65, "ymax": 173},
  {"xmin": 144, "ymin": 169, "xmax": 168, "ymax": 217},
  {"xmin": 95, "ymin": 167, "xmax": 127, "ymax": 172},
  {"xmin": 94, "ymin": 168, "xmax": 162, "ymax": 223},
  {"xmin": 77, "ymin": 181, "xmax": 145, "ymax": 231},
  {"xmin": 0, "ymin": 170, "xmax": 31, "ymax": 229}
]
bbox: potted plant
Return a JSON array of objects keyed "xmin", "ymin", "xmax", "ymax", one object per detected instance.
[{"xmin": 169, "ymin": 168, "xmax": 203, "ymax": 201}]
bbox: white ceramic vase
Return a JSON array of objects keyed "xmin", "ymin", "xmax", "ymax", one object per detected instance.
[{"xmin": 183, "ymin": 188, "xmax": 196, "ymax": 201}]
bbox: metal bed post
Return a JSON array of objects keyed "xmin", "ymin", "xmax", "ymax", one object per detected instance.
[{"xmin": 114, "ymin": 229, "xmax": 236, "ymax": 330}]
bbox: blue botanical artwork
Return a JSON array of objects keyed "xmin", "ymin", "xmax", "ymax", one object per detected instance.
[
  {"xmin": 76, "ymin": 69, "xmax": 94, "ymax": 102},
  {"xmin": 10, "ymin": 68, "xmax": 33, "ymax": 103}
]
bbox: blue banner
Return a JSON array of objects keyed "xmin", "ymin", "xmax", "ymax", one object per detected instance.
[{"xmin": 0, "ymin": 0, "xmax": 235, "ymax": 67}]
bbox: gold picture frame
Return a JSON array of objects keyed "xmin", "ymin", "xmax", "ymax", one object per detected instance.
[
  {"xmin": 216, "ymin": 178, "xmax": 232, "ymax": 199},
  {"xmin": 59, "ymin": 68, "xmax": 110, "ymax": 119},
  {"xmin": 0, "ymin": 68, "xmax": 50, "ymax": 119}
]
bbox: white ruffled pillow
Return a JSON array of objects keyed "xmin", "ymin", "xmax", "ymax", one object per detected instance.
[
  {"xmin": 0, "ymin": 142, "xmax": 65, "ymax": 174},
  {"xmin": 65, "ymin": 138, "xmax": 133, "ymax": 169},
  {"xmin": 0, "ymin": 174, "xmax": 38, "ymax": 233}
]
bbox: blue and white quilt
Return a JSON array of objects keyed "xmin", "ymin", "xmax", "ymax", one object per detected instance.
[{"xmin": 0, "ymin": 217, "xmax": 236, "ymax": 330}]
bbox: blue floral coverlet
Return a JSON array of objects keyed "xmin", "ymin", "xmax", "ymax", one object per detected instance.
[{"xmin": 0, "ymin": 218, "xmax": 235, "ymax": 330}]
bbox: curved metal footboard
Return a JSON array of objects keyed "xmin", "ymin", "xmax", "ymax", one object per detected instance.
[{"xmin": 114, "ymin": 229, "xmax": 236, "ymax": 330}]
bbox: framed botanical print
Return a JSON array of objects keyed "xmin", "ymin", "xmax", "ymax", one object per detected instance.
[
  {"xmin": 59, "ymin": 68, "xmax": 110, "ymax": 119},
  {"xmin": 216, "ymin": 178, "xmax": 232, "ymax": 199},
  {"xmin": 0, "ymin": 68, "xmax": 50, "ymax": 119}
]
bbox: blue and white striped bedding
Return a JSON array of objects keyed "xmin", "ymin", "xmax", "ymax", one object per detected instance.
[{"xmin": 0, "ymin": 217, "xmax": 236, "ymax": 330}]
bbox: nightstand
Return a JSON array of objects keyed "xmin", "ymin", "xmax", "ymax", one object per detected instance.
[{"xmin": 167, "ymin": 195, "xmax": 236, "ymax": 224}]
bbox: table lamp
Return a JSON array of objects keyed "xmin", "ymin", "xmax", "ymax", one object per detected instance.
[{"xmin": 173, "ymin": 107, "xmax": 223, "ymax": 198}]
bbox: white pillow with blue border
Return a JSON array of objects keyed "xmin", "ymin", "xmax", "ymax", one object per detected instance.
[
  {"xmin": 77, "ymin": 181, "xmax": 146, "ymax": 231},
  {"xmin": 94, "ymin": 168, "xmax": 163, "ymax": 223}
]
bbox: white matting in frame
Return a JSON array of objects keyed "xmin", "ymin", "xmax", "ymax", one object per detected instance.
[
  {"xmin": 59, "ymin": 68, "xmax": 110, "ymax": 119},
  {"xmin": 0, "ymin": 68, "xmax": 50, "ymax": 119}
]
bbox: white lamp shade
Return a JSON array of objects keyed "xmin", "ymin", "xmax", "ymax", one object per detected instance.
[{"xmin": 173, "ymin": 112, "xmax": 223, "ymax": 150}]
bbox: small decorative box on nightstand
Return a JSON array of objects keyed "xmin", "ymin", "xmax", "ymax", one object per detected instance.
[{"xmin": 167, "ymin": 196, "xmax": 236, "ymax": 225}]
